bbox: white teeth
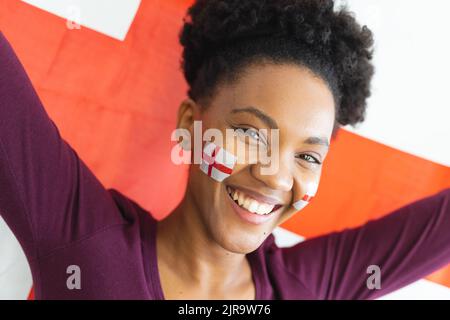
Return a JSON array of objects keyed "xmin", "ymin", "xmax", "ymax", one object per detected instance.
[
  {"xmin": 238, "ymin": 193, "xmax": 244, "ymax": 206},
  {"xmin": 258, "ymin": 204, "xmax": 274, "ymax": 215},
  {"xmin": 227, "ymin": 187, "xmax": 276, "ymax": 215},
  {"xmin": 248, "ymin": 200, "xmax": 259, "ymax": 213}
]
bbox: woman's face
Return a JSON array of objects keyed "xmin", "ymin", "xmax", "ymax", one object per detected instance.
[{"xmin": 179, "ymin": 62, "xmax": 336, "ymax": 254}]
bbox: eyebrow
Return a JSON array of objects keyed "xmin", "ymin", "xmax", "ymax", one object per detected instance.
[
  {"xmin": 231, "ymin": 107, "xmax": 279, "ymax": 129},
  {"xmin": 231, "ymin": 106, "xmax": 330, "ymax": 148},
  {"xmin": 303, "ymin": 136, "xmax": 330, "ymax": 148}
]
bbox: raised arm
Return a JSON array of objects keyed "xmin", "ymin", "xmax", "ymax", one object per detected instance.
[
  {"xmin": 279, "ymin": 188, "xmax": 450, "ymax": 299},
  {"xmin": 0, "ymin": 32, "xmax": 125, "ymax": 262}
]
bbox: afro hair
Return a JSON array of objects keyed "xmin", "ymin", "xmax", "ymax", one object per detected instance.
[{"xmin": 179, "ymin": 0, "xmax": 375, "ymax": 128}]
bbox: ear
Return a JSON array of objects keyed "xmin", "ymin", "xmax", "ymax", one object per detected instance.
[{"xmin": 176, "ymin": 98, "xmax": 200, "ymax": 150}]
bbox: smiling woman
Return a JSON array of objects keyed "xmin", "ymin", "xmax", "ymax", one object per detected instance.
[{"xmin": 0, "ymin": 0, "xmax": 449, "ymax": 300}]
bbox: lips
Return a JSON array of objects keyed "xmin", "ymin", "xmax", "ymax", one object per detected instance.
[{"xmin": 225, "ymin": 185, "xmax": 283, "ymax": 225}]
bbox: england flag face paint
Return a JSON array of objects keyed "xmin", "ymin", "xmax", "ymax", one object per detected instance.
[
  {"xmin": 200, "ymin": 142, "xmax": 237, "ymax": 182},
  {"xmin": 293, "ymin": 182, "xmax": 319, "ymax": 211}
]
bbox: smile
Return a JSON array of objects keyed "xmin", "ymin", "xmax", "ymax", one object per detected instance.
[{"xmin": 226, "ymin": 186, "xmax": 283, "ymax": 216}]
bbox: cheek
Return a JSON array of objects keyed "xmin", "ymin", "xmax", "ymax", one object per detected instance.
[{"xmin": 292, "ymin": 173, "xmax": 322, "ymax": 211}]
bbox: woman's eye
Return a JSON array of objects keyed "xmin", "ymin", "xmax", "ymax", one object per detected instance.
[
  {"xmin": 232, "ymin": 126, "xmax": 266, "ymax": 145},
  {"xmin": 297, "ymin": 154, "xmax": 322, "ymax": 165},
  {"xmin": 244, "ymin": 129, "xmax": 260, "ymax": 140}
]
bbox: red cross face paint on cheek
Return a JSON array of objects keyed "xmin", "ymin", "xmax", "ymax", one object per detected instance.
[
  {"xmin": 293, "ymin": 182, "xmax": 319, "ymax": 211},
  {"xmin": 200, "ymin": 142, "xmax": 237, "ymax": 182}
]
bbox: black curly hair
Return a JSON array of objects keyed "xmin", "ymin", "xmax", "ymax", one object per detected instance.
[{"xmin": 179, "ymin": 0, "xmax": 375, "ymax": 133}]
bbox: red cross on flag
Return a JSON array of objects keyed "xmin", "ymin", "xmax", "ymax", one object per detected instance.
[{"xmin": 200, "ymin": 142, "xmax": 237, "ymax": 182}]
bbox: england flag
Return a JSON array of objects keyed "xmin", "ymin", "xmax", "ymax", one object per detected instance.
[{"xmin": 200, "ymin": 142, "xmax": 237, "ymax": 183}]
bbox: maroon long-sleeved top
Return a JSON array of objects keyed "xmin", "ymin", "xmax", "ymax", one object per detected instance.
[{"xmin": 1, "ymin": 32, "xmax": 449, "ymax": 300}]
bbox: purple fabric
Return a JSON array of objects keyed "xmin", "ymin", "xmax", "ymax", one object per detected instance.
[{"xmin": 1, "ymin": 32, "xmax": 449, "ymax": 300}]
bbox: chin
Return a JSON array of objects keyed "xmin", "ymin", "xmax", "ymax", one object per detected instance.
[
  {"xmin": 210, "ymin": 212, "xmax": 276, "ymax": 254},
  {"xmin": 214, "ymin": 228, "xmax": 269, "ymax": 254}
]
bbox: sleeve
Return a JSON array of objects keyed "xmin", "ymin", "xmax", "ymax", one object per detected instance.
[
  {"xmin": 281, "ymin": 188, "xmax": 450, "ymax": 299},
  {"xmin": 0, "ymin": 32, "xmax": 125, "ymax": 262}
]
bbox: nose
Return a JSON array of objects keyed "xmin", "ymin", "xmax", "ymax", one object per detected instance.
[{"xmin": 249, "ymin": 153, "xmax": 293, "ymax": 193}]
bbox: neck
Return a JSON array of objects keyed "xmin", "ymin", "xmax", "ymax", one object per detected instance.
[{"xmin": 157, "ymin": 188, "xmax": 250, "ymax": 291}]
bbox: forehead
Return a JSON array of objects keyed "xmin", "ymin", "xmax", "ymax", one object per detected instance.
[{"xmin": 209, "ymin": 62, "xmax": 336, "ymax": 139}]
